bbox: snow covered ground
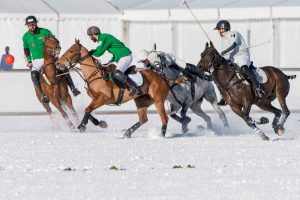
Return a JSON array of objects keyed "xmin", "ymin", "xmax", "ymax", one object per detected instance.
[{"xmin": 0, "ymin": 111, "xmax": 299, "ymax": 200}]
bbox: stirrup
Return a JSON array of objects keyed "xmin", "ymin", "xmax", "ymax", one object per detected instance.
[
  {"xmin": 72, "ymin": 88, "xmax": 81, "ymax": 97},
  {"xmin": 41, "ymin": 95, "xmax": 49, "ymax": 104}
]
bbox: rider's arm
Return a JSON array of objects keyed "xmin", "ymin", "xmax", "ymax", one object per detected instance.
[
  {"xmin": 221, "ymin": 42, "xmax": 237, "ymax": 56},
  {"xmin": 92, "ymin": 37, "xmax": 110, "ymax": 57},
  {"xmin": 22, "ymin": 36, "xmax": 32, "ymax": 63}
]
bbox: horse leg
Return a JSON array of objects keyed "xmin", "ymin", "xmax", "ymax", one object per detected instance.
[
  {"xmin": 78, "ymin": 95, "xmax": 108, "ymax": 132},
  {"xmin": 153, "ymin": 101, "xmax": 169, "ymax": 137},
  {"xmin": 230, "ymin": 104, "xmax": 269, "ymax": 141},
  {"xmin": 256, "ymin": 101, "xmax": 281, "ymax": 128},
  {"xmin": 274, "ymin": 94, "xmax": 290, "ymax": 136},
  {"xmin": 50, "ymin": 93, "xmax": 75, "ymax": 130},
  {"xmin": 42, "ymin": 102, "xmax": 59, "ymax": 129},
  {"xmin": 63, "ymin": 93, "xmax": 81, "ymax": 125},
  {"xmin": 190, "ymin": 100, "xmax": 212, "ymax": 129},
  {"xmin": 169, "ymin": 103, "xmax": 182, "ymax": 123},
  {"xmin": 123, "ymin": 107, "xmax": 148, "ymax": 138},
  {"xmin": 88, "ymin": 114, "xmax": 108, "ymax": 128},
  {"xmin": 179, "ymin": 100, "xmax": 192, "ymax": 133},
  {"xmin": 204, "ymin": 92, "xmax": 229, "ymax": 127}
]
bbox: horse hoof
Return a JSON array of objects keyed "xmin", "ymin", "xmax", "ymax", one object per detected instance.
[
  {"xmin": 123, "ymin": 132, "xmax": 131, "ymax": 139},
  {"xmin": 262, "ymin": 135, "xmax": 269, "ymax": 141},
  {"xmin": 275, "ymin": 126, "xmax": 285, "ymax": 136},
  {"xmin": 78, "ymin": 125, "xmax": 86, "ymax": 133},
  {"xmin": 260, "ymin": 117, "xmax": 269, "ymax": 124},
  {"xmin": 99, "ymin": 120, "xmax": 108, "ymax": 129},
  {"xmin": 69, "ymin": 124, "xmax": 76, "ymax": 129},
  {"xmin": 182, "ymin": 126, "xmax": 189, "ymax": 134}
]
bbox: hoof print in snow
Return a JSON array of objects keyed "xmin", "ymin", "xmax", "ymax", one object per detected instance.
[
  {"xmin": 109, "ymin": 166, "xmax": 126, "ymax": 171},
  {"xmin": 172, "ymin": 165, "xmax": 183, "ymax": 169},
  {"xmin": 187, "ymin": 164, "xmax": 195, "ymax": 168},
  {"xmin": 64, "ymin": 167, "xmax": 75, "ymax": 171}
]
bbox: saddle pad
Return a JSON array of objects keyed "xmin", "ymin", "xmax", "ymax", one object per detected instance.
[
  {"xmin": 237, "ymin": 68, "xmax": 268, "ymax": 85},
  {"xmin": 253, "ymin": 68, "xmax": 267, "ymax": 84},
  {"xmin": 128, "ymin": 72, "xmax": 143, "ymax": 86}
]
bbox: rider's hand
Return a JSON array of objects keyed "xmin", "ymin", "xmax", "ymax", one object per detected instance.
[
  {"xmin": 26, "ymin": 62, "xmax": 33, "ymax": 69},
  {"xmin": 221, "ymin": 51, "xmax": 226, "ymax": 56},
  {"xmin": 88, "ymin": 49, "xmax": 95, "ymax": 55}
]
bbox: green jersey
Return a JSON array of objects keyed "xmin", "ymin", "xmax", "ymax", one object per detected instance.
[
  {"xmin": 92, "ymin": 33, "xmax": 132, "ymax": 62},
  {"xmin": 22, "ymin": 27, "xmax": 53, "ymax": 62}
]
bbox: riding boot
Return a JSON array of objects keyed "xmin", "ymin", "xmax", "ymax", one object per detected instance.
[
  {"xmin": 31, "ymin": 71, "xmax": 49, "ymax": 104},
  {"xmin": 241, "ymin": 65, "xmax": 265, "ymax": 98},
  {"xmin": 185, "ymin": 63, "xmax": 212, "ymax": 81},
  {"xmin": 126, "ymin": 76, "xmax": 143, "ymax": 96},
  {"xmin": 63, "ymin": 69, "xmax": 81, "ymax": 96},
  {"xmin": 169, "ymin": 63, "xmax": 197, "ymax": 82},
  {"xmin": 217, "ymin": 98, "xmax": 227, "ymax": 106}
]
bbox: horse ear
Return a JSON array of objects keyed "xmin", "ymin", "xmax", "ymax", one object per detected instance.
[
  {"xmin": 205, "ymin": 42, "xmax": 209, "ymax": 49},
  {"xmin": 75, "ymin": 38, "xmax": 80, "ymax": 44},
  {"xmin": 210, "ymin": 41, "xmax": 214, "ymax": 48}
]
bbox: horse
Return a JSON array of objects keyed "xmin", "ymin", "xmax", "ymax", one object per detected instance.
[
  {"xmin": 55, "ymin": 39, "xmax": 170, "ymax": 138},
  {"xmin": 149, "ymin": 65, "xmax": 228, "ymax": 133},
  {"xmin": 36, "ymin": 36, "xmax": 80, "ymax": 129},
  {"xmin": 197, "ymin": 41, "xmax": 296, "ymax": 140}
]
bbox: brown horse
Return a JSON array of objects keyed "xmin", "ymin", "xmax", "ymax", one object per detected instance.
[
  {"xmin": 55, "ymin": 39, "xmax": 170, "ymax": 138},
  {"xmin": 35, "ymin": 36, "xmax": 79, "ymax": 129},
  {"xmin": 197, "ymin": 42, "xmax": 296, "ymax": 140}
]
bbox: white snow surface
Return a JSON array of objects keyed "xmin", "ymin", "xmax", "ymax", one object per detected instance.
[{"xmin": 0, "ymin": 112, "xmax": 300, "ymax": 200}]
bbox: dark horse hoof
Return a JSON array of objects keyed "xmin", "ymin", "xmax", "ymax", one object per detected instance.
[
  {"xmin": 123, "ymin": 131, "xmax": 132, "ymax": 139},
  {"xmin": 274, "ymin": 125, "xmax": 285, "ymax": 136},
  {"xmin": 78, "ymin": 125, "xmax": 86, "ymax": 133},
  {"xmin": 261, "ymin": 135, "xmax": 270, "ymax": 141},
  {"xmin": 182, "ymin": 116, "xmax": 191, "ymax": 133},
  {"xmin": 99, "ymin": 120, "xmax": 108, "ymax": 129}
]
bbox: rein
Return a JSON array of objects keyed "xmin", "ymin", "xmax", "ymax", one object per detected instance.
[{"xmin": 60, "ymin": 44, "xmax": 111, "ymax": 97}]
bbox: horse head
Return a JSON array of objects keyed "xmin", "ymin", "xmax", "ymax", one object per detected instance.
[
  {"xmin": 43, "ymin": 35, "xmax": 61, "ymax": 58},
  {"xmin": 197, "ymin": 41, "xmax": 222, "ymax": 73},
  {"xmin": 56, "ymin": 39, "xmax": 86, "ymax": 70}
]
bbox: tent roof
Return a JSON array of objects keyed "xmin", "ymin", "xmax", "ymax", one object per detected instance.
[{"xmin": 0, "ymin": 0, "xmax": 299, "ymax": 19}]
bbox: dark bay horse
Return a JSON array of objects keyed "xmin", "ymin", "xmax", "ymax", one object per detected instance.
[
  {"xmin": 36, "ymin": 36, "xmax": 79, "ymax": 129},
  {"xmin": 56, "ymin": 39, "xmax": 170, "ymax": 138},
  {"xmin": 197, "ymin": 42, "xmax": 296, "ymax": 140}
]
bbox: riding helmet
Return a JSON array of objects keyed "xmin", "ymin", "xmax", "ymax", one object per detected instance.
[
  {"xmin": 25, "ymin": 15, "xmax": 38, "ymax": 25},
  {"xmin": 214, "ymin": 20, "xmax": 231, "ymax": 31},
  {"xmin": 87, "ymin": 26, "xmax": 101, "ymax": 35}
]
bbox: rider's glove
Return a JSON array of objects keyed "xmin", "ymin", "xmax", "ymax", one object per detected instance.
[{"xmin": 88, "ymin": 49, "xmax": 95, "ymax": 55}]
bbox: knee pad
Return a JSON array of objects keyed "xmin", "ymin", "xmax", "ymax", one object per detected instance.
[
  {"xmin": 110, "ymin": 69, "xmax": 127, "ymax": 88},
  {"xmin": 31, "ymin": 71, "xmax": 40, "ymax": 84}
]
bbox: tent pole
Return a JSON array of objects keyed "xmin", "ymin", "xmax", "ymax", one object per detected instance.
[{"xmin": 41, "ymin": 0, "xmax": 60, "ymax": 39}]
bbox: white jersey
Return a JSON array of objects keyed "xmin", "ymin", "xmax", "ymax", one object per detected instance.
[
  {"xmin": 221, "ymin": 31, "xmax": 251, "ymax": 67},
  {"xmin": 148, "ymin": 51, "xmax": 186, "ymax": 69}
]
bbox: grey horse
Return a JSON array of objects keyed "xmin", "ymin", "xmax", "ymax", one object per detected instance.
[{"xmin": 163, "ymin": 67, "xmax": 229, "ymax": 133}]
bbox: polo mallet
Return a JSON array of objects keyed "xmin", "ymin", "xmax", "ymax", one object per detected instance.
[{"xmin": 180, "ymin": 0, "xmax": 212, "ymax": 42}]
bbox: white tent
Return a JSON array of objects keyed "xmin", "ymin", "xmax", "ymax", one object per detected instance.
[{"xmin": 0, "ymin": 0, "xmax": 300, "ymax": 69}]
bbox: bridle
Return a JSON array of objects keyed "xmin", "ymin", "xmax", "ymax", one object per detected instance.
[
  {"xmin": 59, "ymin": 43, "xmax": 106, "ymax": 85},
  {"xmin": 201, "ymin": 47, "xmax": 242, "ymax": 95}
]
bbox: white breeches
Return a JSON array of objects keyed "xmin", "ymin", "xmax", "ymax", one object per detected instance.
[
  {"xmin": 115, "ymin": 55, "xmax": 133, "ymax": 72},
  {"xmin": 31, "ymin": 58, "xmax": 44, "ymax": 72}
]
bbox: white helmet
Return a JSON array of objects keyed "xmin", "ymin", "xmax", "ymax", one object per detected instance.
[
  {"xmin": 137, "ymin": 50, "xmax": 149, "ymax": 63},
  {"xmin": 147, "ymin": 51, "xmax": 161, "ymax": 66}
]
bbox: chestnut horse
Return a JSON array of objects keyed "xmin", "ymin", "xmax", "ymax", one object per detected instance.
[
  {"xmin": 36, "ymin": 36, "xmax": 79, "ymax": 129},
  {"xmin": 56, "ymin": 39, "xmax": 170, "ymax": 138},
  {"xmin": 197, "ymin": 42, "xmax": 296, "ymax": 140}
]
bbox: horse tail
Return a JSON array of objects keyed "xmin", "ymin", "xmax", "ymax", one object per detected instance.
[{"xmin": 286, "ymin": 74, "xmax": 296, "ymax": 80}]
